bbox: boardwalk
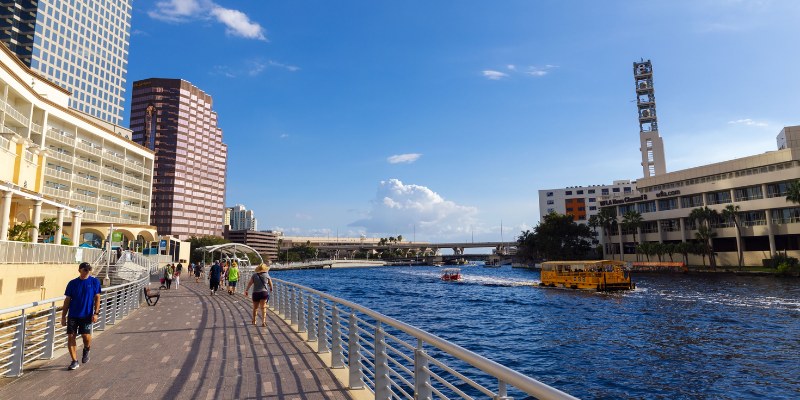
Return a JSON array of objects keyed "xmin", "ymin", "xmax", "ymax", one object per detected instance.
[{"xmin": 0, "ymin": 278, "xmax": 351, "ymax": 399}]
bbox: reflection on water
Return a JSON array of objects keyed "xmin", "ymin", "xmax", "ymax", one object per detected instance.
[{"xmin": 276, "ymin": 266, "xmax": 800, "ymax": 399}]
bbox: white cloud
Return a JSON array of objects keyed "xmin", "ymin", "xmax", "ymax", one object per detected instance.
[
  {"xmin": 279, "ymin": 133, "xmax": 289, "ymax": 139},
  {"xmin": 524, "ymin": 64, "xmax": 558, "ymax": 77},
  {"xmin": 387, "ymin": 153, "xmax": 422, "ymax": 164},
  {"xmin": 728, "ymin": 118, "xmax": 768, "ymax": 127},
  {"xmin": 482, "ymin": 70, "xmax": 508, "ymax": 80},
  {"xmin": 268, "ymin": 61, "xmax": 300, "ymax": 72},
  {"xmin": 149, "ymin": 0, "xmax": 267, "ymax": 41},
  {"xmin": 349, "ymin": 179, "xmax": 478, "ymax": 240}
]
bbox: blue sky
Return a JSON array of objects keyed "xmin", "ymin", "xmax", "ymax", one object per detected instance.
[{"xmin": 126, "ymin": 0, "xmax": 800, "ymax": 243}]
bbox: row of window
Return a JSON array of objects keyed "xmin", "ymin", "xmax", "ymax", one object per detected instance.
[{"xmin": 546, "ymin": 187, "xmax": 633, "ymax": 197}]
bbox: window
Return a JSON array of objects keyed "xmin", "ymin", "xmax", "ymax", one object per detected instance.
[
  {"xmin": 624, "ymin": 187, "xmax": 632, "ymax": 193},
  {"xmin": 565, "ymin": 191, "xmax": 572, "ymax": 195},
  {"xmin": 566, "ymin": 207, "xmax": 573, "ymax": 212},
  {"xmin": 588, "ymin": 189, "xmax": 595, "ymax": 194},
  {"xmin": 637, "ymin": 201, "xmax": 656, "ymax": 213},
  {"xmin": 681, "ymin": 195, "xmax": 703, "ymax": 208},
  {"xmin": 767, "ymin": 182, "xmax": 791, "ymax": 198},
  {"xmin": 577, "ymin": 198, "xmax": 585, "ymax": 203},
  {"xmin": 601, "ymin": 189, "xmax": 609, "ymax": 195},
  {"xmin": 658, "ymin": 198, "xmax": 678, "ymax": 211},
  {"xmin": 546, "ymin": 191, "xmax": 554, "ymax": 197},
  {"xmin": 577, "ymin": 190, "xmax": 584, "ymax": 195},
  {"xmin": 706, "ymin": 191, "xmax": 732, "ymax": 205},
  {"xmin": 734, "ymin": 186, "xmax": 763, "ymax": 202},
  {"xmin": 589, "ymin": 206, "xmax": 597, "ymax": 211},
  {"xmin": 612, "ymin": 188, "xmax": 620, "ymax": 193},
  {"xmin": 546, "ymin": 200, "xmax": 554, "ymax": 205}
]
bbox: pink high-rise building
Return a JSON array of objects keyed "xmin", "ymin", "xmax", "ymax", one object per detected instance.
[{"xmin": 129, "ymin": 78, "xmax": 228, "ymax": 238}]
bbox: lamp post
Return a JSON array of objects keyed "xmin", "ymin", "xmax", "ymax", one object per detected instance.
[{"xmin": 104, "ymin": 224, "xmax": 113, "ymax": 286}]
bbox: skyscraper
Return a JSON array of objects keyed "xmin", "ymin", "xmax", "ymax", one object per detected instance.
[
  {"xmin": 227, "ymin": 204, "xmax": 258, "ymax": 231},
  {"xmin": 129, "ymin": 78, "xmax": 228, "ymax": 238},
  {"xmin": 633, "ymin": 59, "xmax": 666, "ymax": 178},
  {"xmin": 0, "ymin": 0, "xmax": 132, "ymax": 124}
]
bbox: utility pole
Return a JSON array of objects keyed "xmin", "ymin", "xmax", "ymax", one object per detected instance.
[{"xmin": 104, "ymin": 224, "xmax": 113, "ymax": 286}]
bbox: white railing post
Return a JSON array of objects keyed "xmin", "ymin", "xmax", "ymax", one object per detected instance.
[
  {"xmin": 414, "ymin": 341, "xmax": 432, "ymax": 399},
  {"xmin": 98, "ymin": 293, "xmax": 107, "ymax": 330},
  {"xmin": 110, "ymin": 290, "xmax": 119, "ymax": 325},
  {"xmin": 279, "ymin": 285, "xmax": 287, "ymax": 317},
  {"xmin": 8, "ymin": 313, "xmax": 26, "ymax": 377},
  {"xmin": 297, "ymin": 290, "xmax": 307, "ymax": 333},
  {"xmin": 348, "ymin": 312, "xmax": 364, "ymax": 389},
  {"xmin": 496, "ymin": 380, "xmax": 512, "ymax": 400},
  {"xmin": 306, "ymin": 295, "xmax": 316, "ymax": 341},
  {"xmin": 374, "ymin": 324, "xmax": 391, "ymax": 400},
  {"xmin": 42, "ymin": 305, "xmax": 56, "ymax": 359},
  {"xmin": 290, "ymin": 287, "xmax": 297, "ymax": 326},
  {"xmin": 330, "ymin": 305, "xmax": 344, "ymax": 368},
  {"xmin": 317, "ymin": 297, "xmax": 329, "ymax": 353}
]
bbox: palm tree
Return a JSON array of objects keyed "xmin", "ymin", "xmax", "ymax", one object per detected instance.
[
  {"xmin": 786, "ymin": 180, "xmax": 800, "ymax": 204},
  {"xmin": 721, "ymin": 204, "xmax": 743, "ymax": 268},
  {"xmin": 636, "ymin": 242, "xmax": 653, "ymax": 261},
  {"xmin": 595, "ymin": 208, "xmax": 618, "ymax": 260},
  {"xmin": 675, "ymin": 242, "xmax": 693, "ymax": 266},
  {"xmin": 689, "ymin": 206, "xmax": 719, "ymax": 269},
  {"xmin": 664, "ymin": 243, "xmax": 676, "ymax": 262},
  {"xmin": 622, "ymin": 210, "xmax": 644, "ymax": 261}
]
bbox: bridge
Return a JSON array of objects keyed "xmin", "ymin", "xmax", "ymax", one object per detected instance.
[{"xmin": 311, "ymin": 241, "xmax": 517, "ymax": 257}]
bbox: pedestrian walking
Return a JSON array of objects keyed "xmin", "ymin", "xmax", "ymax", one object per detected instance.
[
  {"xmin": 174, "ymin": 261, "xmax": 183, "ymax": 289},
  {"xmin": 244, "ymin": 263, "xmax": 273, "ymax": 327},
  {"xmin": 61, "ymin": 262, "xmax": 102, "ymax": 370},
  {"xmin": 227, "ymin": 261, "xmax": 239, "ymax": 295},
  {"xmin": 194, "ymin": 262, "xmax": 203, "ymax": 283},
  {"xmin": 209, "ymin": 260, "xmax": 222, "ymax": 295},
  {"xmin": 164, "ymin": 264, "xmax": 174, "ymax": 290},
  {"xmin": 221, "ymin": 261, "xmax": 229, "ymax": 291}
]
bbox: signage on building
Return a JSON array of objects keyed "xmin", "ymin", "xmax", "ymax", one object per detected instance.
[
  {"xmin": 599, "ymin": 194, "xmax": 648, "ymax": 207},
  {"xmin": 656, "ymin": 190, "xmax": 681, "ymax": 198},
  {"xmin": 159, "ymin": 240, "xmax": 167, "ymax": 250}
]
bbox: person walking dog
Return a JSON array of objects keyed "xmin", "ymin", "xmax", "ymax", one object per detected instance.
[{"xmin": 61, "ymin": 262, "xmax": 102, "ymax": 370}]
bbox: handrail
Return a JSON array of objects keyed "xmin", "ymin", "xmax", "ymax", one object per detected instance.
[
  {"xmin": 0, "ymin": 276, "xmax": 149, "ymax": 377},
  {"xmin": 270, "ymin": 277, "xmax": 578, "ymax": 400}
]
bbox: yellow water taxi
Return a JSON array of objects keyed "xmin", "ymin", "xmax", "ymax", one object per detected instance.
[{"xmin": 539, "ymin": 260, "xmax": 634, "ymax": 292}]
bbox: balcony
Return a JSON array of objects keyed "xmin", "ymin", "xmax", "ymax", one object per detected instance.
[
  {"xmin": 42, "ymin": 186, "xmax": 70, "ymax": 199},
  {"xmin": 72, "ymin": 175, "xmax": 99, "ymax": 188},
  {"xmin": 44, "ymin": 167, "xmax": 72, "ymax": 182},
  {"xmin": 103, "ymin": 169, "xmax": 123, "ymax": 180},
  {"xmin": 4, "ymin": 102, "xmax": 29, "ymax": 126},
  {"xmin": 100, "ymin": 182, "xmax": 121, "ymax": 194},
  {"xmin": 74, "ymin": 159, "xmax": 101, "ymax": 173},
  {"xmin": 121, "ymin": 188, "xmax": 141, "ymax": 200},
  {"xmin": 75, "ymin": 141, "xmax": 103, "ymax": 156},
  {"xmin": 71, "ymin": 192, "xmax": 98, "ymax": 205},
  {"xmin": 98, "ymin": 198, "xmax": 121, "ymax": 209},
  {"xmin": 49, "ymin": 151, "xmax": 72, "ymax": 163},
  {"xmin": 123, "ymin": 174, "xmax": 146, "ymax": 186},
  {"xmin": 31, "ymin": 123, "xmax": 42, "ymax": 134}
]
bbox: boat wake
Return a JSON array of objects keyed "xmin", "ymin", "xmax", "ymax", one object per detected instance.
[{"xmin": 397, "ymin": 270, "xmax": 538, "ymax": 287}]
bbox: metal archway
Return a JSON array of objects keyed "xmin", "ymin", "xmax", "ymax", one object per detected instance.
[{"xmin": 196, "ymin": 243, "xmax": 264, "ymax": 274}]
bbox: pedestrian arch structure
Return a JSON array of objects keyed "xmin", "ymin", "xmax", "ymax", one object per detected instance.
[{"xmin": 196, "ymin": 243, "xmax": 264, "ymax": 270}]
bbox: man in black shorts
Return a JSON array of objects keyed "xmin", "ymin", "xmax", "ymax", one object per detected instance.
[{"xmin": 61, "ymin": 262, "xmax": 102, "ymax": 370}]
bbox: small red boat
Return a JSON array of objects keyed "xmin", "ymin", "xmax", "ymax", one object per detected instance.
[{"xmin": 441, "ymin": 268, "xmax": 462, "ymax": 282}]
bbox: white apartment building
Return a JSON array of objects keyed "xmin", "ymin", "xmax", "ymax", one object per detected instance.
[
  {"xmin": 0, "ymin": 0, "xmax": 132, "ymax": 125},
  {"xmin": 0, "ymin": 41, "xmax": 155, "ymax": 246},
  {"xmin": 538, "ymin": 180, "xmax": 638, "ymax": 223},
  {"xmin": 227, "ymin": 204, "xmax": 257, "ymax": 231}
]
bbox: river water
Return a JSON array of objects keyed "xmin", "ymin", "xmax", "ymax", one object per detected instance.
[{"xmin": 274, "ymin": 266, "xmax": 800, "ymax": 399}]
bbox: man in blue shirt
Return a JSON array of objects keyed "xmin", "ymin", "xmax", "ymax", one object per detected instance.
[{"xmin": 61, "ymin": 262, "xmax": 102, "ymax": 370}]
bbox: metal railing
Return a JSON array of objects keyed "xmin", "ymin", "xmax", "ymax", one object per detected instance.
[
  {"xmin": 268, "ymin": 278, "xmax": 578, "ymax": 400},
  {"xmin": 0, "ymin": 276, "xmax": 149, "ymax": 377},
  {"xmin": 0, "ymin": 241, "xmax": 103, "ymax": 264}
]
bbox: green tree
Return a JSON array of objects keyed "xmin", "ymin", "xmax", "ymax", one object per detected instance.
[
  {"xmin": 8, "ymin": 221, "xmax": 36, "ymax": 242},
  {"xmin": 38, "ymin": 217, "xmax": 59, "ymax": 242},
  {"xmin": 396, "ymin": 235, "xmax": 403, "ymax": 243},
  {"xmin": 663, "ymin": 242, "xmax": 676, "ymax": 262},
  {"xmin": 593, "ymin": 207, "xmax": 618, "ymax": 260},
  {"xmin": 675, "ymin": 242, "xmax": 693, "ymax": 266},
  {"xmin": 636, "ymin": 242, "xmax": 653, "ymax": 261},
  {"xmin": 721, "ymin": 204, "xmax": 743, "ymax": 268},
  {"xmin": 689, "ymin": 206, "xmax": 720, "ymax": 269},
  {"xmin": 532, "ymin": 212, "xmax": 594, "ymax": 260},
  {"xmin": 188, "ymin": 235, "xmax": 229, "ymax": 264},
  {"xmin": 622, "ymin": 211, "xmax": 644, "ymax": 261},
  {"xmin": 515, "ymin": 229, "xmax": 538, "ymax": 262},
  {"xmin": 786, "ymin": 180, "xmax": 800, "ymax": 204}
]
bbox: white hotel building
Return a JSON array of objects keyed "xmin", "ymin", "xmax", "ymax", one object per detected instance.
[{"xmin": 0, "ymin": 41, "xmax": 155, "ymax": 247}]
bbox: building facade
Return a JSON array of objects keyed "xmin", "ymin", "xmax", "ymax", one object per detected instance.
[
  {"xmin": 0, "ymin": 0, "xmax": 132, "ymax": 125},
  {"xmin": 0, "ymin": 41, "xmax": 155, "ymax": 247},
  {"xmin": 129, "ymin": 78, "xmax": 228, "ymax": 239},
  {"xmin": 539, "ymin": 180, "xmax": 638, "ymax": 223},
  {"xmin": 634, "ymin": 60, "xmax": 666, "ymax": 177},
  {"xmin": 603, "ymin": 126, "xmax": 800, "ymax": 265},
  {"xmin": 227, "ymin": 204, "xmax": 257, "ymax": 231},
  {"xmin": 223, "ymin": 229, "xmax": 278, "ymax": 261}
]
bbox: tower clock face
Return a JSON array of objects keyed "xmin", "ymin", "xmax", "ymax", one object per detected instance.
[{"xmin": 637, "ymin": 64, "xmax": 648, "ymax": 74}]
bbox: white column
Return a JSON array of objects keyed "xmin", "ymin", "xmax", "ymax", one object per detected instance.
[
  {"xmin": 0, "ymin": 191, "xmax": 12, "ymax": 241},
  {"xmin": 31, "ymin": 200, "xmax": 42, "ymax": 243},
  {"xmin": 679, "ymin": 217, "xmax": 687, "ymax": 242},
  {"xmin": 70, "ymin": 211, "xmax": 82, "ymax": 247},
  {"xmin": 55, "ymin": 208, "xmax": 65, "ymax": 245},
  {"xmin": 765, "ymin": 209, "xmax": 776, "ymax": 257}
]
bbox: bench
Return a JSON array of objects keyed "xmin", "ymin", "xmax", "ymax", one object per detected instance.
[{"xmin": 143, "ymin": 287, "xmax": 161, "ymax": 306}]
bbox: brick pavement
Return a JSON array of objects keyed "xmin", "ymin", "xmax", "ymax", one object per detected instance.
[{"xmin": 0, "ymin": 277, "xmax": 351, "ymax": 399}]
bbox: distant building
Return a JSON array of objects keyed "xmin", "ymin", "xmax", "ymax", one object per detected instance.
[
  {"xmin": 130, "ymin": 78, "xmax": 228, "ymax": 239},
  {"xmin": 223, "ymin": 229, "xmax": 278, "ymax": 262},
  {"xmin": 0, "ymin": 0, "xmax": 132, "ymax": 124},
  {"xmin": 538, "ymin": 180, "xmax": 638, "ymax": 224},
  {"xmin": 226, "ymin": 204, "xmax": 257, "ymax": 231}
]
